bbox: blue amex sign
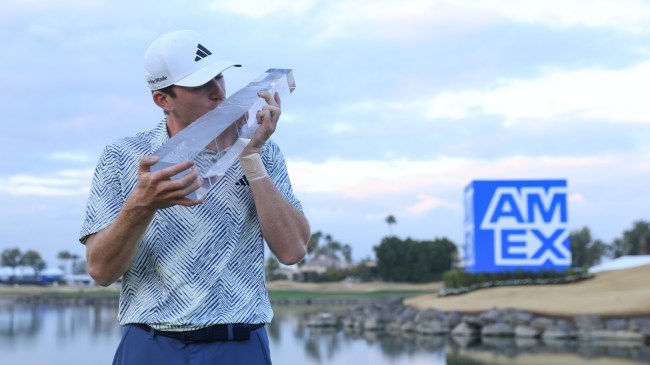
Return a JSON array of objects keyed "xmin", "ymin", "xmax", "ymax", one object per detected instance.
[{"xmin": 463, "ymin": 180, "xmax": 571, "ymax": 273}]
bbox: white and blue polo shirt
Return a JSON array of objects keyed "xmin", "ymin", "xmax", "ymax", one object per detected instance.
[{"xmin": 79, "ymin": 120, "xmax": 303, "ymax": 330}]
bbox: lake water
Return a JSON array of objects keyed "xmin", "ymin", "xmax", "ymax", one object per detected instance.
[{"xmin": 1, "ymin": 300, "xmax": 649, "ymax": 365}]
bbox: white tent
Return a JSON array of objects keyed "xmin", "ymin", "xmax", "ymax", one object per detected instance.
[
  {"xmin": 0, "ymin": 266, "xmax": 35, "ymax": 279},
  {"xmin": 589, "ymin": 255, "xmax": 650, "ymax": 274},
  {"xmin": 0, "ymin": 267, "xmax": 13, "ymax": 281},
  {"xmin": 0, "ymin": 266, "xmax": 63, "ymax": 282}
]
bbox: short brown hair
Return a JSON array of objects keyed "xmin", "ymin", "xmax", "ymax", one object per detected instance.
[{"xmin": 155, "ymin": 84, "xmax": 177, "ymax": 98}]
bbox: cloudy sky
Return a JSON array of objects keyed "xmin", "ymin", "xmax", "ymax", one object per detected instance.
[{"xmin": 1, "ymin": 0, "xmax": 650, "ymax": 267}]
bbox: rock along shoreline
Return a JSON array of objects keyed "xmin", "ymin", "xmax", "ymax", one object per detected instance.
[{"xmin": 307, "ymin": 298, "xmax": 650, "ymax": 344}]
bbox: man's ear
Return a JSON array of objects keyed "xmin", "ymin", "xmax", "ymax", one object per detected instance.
[{"xmin": 152, "ymin": 90, "xmax": 173, "ymax": 114}]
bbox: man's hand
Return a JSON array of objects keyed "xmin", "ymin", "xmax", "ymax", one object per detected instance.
[
  {"xmin": 131, "ymin": 156, "xmax": 205, "ymax": 211},
  {"xmin": 86, "ymin": 156, "xmax": 203, "ymax": 286},
  {"xmin": 241, "ymin": 91, "xmax": 281, "ymax": 156}
]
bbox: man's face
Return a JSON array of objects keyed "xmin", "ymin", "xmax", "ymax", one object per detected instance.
[{"xmin": 169, "ymin": 74, "xmax": 226, "ymax": 127}]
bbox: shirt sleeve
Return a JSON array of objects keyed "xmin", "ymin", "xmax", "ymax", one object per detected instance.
[
  {"xmin": 261, "ymin": 140, "xmax": 304, "ymax": 213},
  {"xmin": 79, "ymin": 143, "xmax": 127, "ymax": 244}
]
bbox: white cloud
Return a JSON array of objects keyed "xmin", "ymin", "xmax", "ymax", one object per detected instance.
[
  {"xmin": 304, "ymin": 205, "xmax": 357, "ymax": 221},
  {"xmin": 569, "ymin": 193, "xmax": 584, "ymax": 203},
  {"xmin": 288, "ymin": 158, "xmax": 450, "ymax": 198},
  {"xmin": 277, "ymin": 0, "xmax": 650, "ymax": 43},
  {"xmin": 315, "ymin": 0, "xmax": 447, "ymax": 41},
  {"xmin": 286, "ymin": 154, "xmax": 623, "ymax": 200},
  {"xmin": 335, "ymin": 58, "xmax": 650, "ymax": 128},
  {"xmin": 203, "ymin": 0, "xmax": 479, "ymax": 42},
  {"xmin": 404, "ymin": 194, "xmax": 460, "ymax": 216},
  {"xmin": 0, "ymin": 169, "xmax": 93, "ymax": 197},
  {"xmin": 464, "ymin": 0, "xmax": 650, "ymax": 33},
  {"xmin": 49, "ymin": 152, "xmax": 92, "ymax": 163},
  {"xmin": 331, "ymin": 122, "xmax": 355, "ymax": 134},
  {"xmin": 424, "ymin": 60, "xmax": 650, "ymax": 125},
  {"xmin": 1, "ymin": 0, "xmax": 108, "ymax": 16},
  {"xmin": 207, "ymin": 0, "xmax": 317, "ymax": 18},
  {"xmin": 340, "ymin": 99, "xmax": 418, "ymax": 115}
]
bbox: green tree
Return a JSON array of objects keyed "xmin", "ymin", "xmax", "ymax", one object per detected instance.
[
  {"xmin": 570, "ymin": 227, "xmax": 607, "ymax": 268},
  {"xmin": 608, "ymin": 238, "xmax": 625, "ymax": 258},
  {"xmin": 310, "ymin": 232, "xmax": 348, "ymax": 263},
  {"xmin": 306, "ymin": 231, "xmax": 322, "ymax": 257},
  {"xmin": 299, "ymin": 231, "xmax": 354, "ymax": 278},
  {"xmin": 589, "ymin": 239, "xmax": 607, "ymax": 265},
  {"xmin": 374, "ymin": 236, "xmax": 411, "ymax": 281},
  {"xmin": 20, "ymin": 250, "xmax": 46, "ymax": 277},
  {"xmin": 608, "ymin": 220, "xmax": 650, "ymax": 257},
  {"xmin": 346, "ymin": 261, "xmax": 375, "ymax": 282},
  {"xmin": 300, "ymin": 231, "xmax": 323, "ymax": 267},
  {"xmin": 1, "ymin": 248, "xmax": 22, "ymax": 282},
  {"xmin": 1, "ymin": 248, "xmax": 22, "ymax": 269},
  {"xmin": 385, "ymin": 215, "xmax": 397, "ymax": 236},
  {"xmin": 425, "ymin": 238, "xmax": 457, "ymax": 274},
  {"xmin": 322, "ymin": 234, "xmax": 342, "ymax": 261},
  {"xmin": 70, "ymin": 253, "xmax": 80, "ymax": 274},
  {"xmin": 623, "ymin": 220, "xmax": 650, "ymax": 255},
  {"xmin": 265, "ymin": 256, "xmax": 280, "ymax": 280},
  {"xmin": 58, "ymin": 250, "xmax": 72, "ymax": 275},
  {"xmin": 374, "ymin": 236, "xmax": 457, "ymax": 282},
  {"xmin": 341, "ymin": 244, "xmax": 352, "ymax": 264}
]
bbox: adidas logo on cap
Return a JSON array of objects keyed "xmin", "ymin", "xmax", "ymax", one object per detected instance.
[{"xmin": 195, "ymin": 44, "xmax": 212, "ymax": 62}]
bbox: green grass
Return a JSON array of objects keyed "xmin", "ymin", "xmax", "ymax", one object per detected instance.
[
  {"xmin": 1, "ymin": 287, "xmax": 431, "ymax": 300},
  {"xmin": 0, "ymin": 288, "xmax": 120, "ymax": 298},
  {"xmin": 267, "ymin": 289, "xmax": 432, "ymax": 300},
  {"xmin": 37, "ymin": 290, "xmax": 119, "ymax": 298},
  {"xmin": 447, "ymin": 356, "xmax": 497, "ymax": 365}
]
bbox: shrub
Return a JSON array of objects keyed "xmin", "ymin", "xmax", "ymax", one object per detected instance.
[{"xmin": 440, "ymin": 267, "xmax": 592, "ymax": 297}]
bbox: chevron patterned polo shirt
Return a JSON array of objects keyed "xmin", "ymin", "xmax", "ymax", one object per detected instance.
[{"xmin": 80, "ymin": 120, "xmax": 303, "ymax": 330}]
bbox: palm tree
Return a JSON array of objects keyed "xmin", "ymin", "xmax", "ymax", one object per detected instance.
[
  {"xmin": 70, "ymin": 254, "xmax": 80, "ymax": 274},
  {"xmin": 385, "ymin": 214, "xmax": 397, "ymax": 236},
  {"xmin": 341, "ymin": 244, "xmax": 352, "ymax": 264},
  {"xmin": 300, "ymin": 231, "xmax": 323, "ymax": 267},
  {"xmin": 1, "ymin": 248, "xmax": 22, "ymax": 283},
  {"xmin": 20, "ymin": 250, "xmax": 46, "ymax": 277},
  {"xmin": 57, "ymin": 250, "xmax": 72, "ymax": 276}
]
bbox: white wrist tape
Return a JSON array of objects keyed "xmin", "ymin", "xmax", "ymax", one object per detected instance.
[{"xmin": 239, "ymin": 153, "xmax": 268, "ymax": 182}]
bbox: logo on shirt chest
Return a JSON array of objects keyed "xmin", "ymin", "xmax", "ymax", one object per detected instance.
[{"xmin": 235, "ymin": 176, "xmax": 249, "ymax": 187}]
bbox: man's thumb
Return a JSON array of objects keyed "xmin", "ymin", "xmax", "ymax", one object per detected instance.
[{"xmin": 139, "ymin": 155, "xmax": 159, "ymax": 172}]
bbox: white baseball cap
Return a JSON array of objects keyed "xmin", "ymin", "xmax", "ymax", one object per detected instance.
[{"xmin": 144, "ymin": 30, "xmax": 241, "ymax": 91}]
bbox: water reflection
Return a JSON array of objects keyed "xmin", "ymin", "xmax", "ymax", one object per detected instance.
[
  {"xmin": 0, "ymin": 299, "xmax": 121, "ymax": 365},
  {"xmin": 1, "ymin": 301, "xmax": 649, "ymax": 365},
  {"xmin": 273, "ymin": 306, "xmax": 650, "ymax": 365},
  {"xmin": 0, "ymin": 300, "xmax": 119, "ymax": 341},
  {"xmin": 272, "ymin": 306, "xmax": 447, "ymax": 364},
  {"xmin": 0, "ymin": 301, "xmax": 42, "ymax": 339},
  {"xmin": 446, "ymin": 334, "xmax": 650, "ymax": 362}
]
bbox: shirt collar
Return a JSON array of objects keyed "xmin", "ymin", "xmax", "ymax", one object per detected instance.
[{"xmin": 149, "ymin": 119, "xmax": 170, "ymax": 152}]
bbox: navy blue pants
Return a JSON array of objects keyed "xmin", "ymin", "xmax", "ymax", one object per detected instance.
[{"xmin": 112, "ymin": 325, "xmax": 272, "ymax": 365}]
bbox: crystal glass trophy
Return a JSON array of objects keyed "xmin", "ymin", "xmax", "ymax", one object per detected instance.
[{"xmin": 151, "ymin": 69, "xmax": 296, "ymax": 199}]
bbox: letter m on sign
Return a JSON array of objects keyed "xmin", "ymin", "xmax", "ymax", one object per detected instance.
[{"xmin": 525, "ymin": 187, "xmax": 567, "ymax": 224}]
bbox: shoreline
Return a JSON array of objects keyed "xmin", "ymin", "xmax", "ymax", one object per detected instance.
[{"xmin": 2, "ymin": 264, "xmax": 648, "ymax": 317}]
